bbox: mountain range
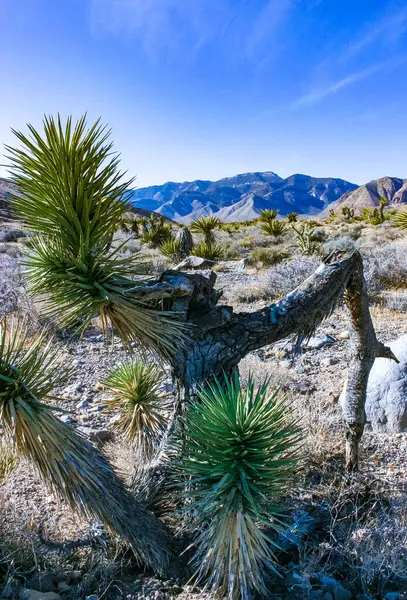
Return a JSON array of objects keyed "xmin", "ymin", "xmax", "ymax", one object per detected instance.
[
  {"xmin": 128, "ymin": 172, "xmax": 358, "ymax": 223},
  {"xmin": 321, "ymin": 176, "xmax": 407, "ymax": 215}
]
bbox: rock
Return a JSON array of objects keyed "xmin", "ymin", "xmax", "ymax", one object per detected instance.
[
  {"xmin": 19, "ymin": 591, "xmax": 62, "ymax": 600},
  {"xmin": 77, "ymin": 427, "xmax": 112, "ymax": 444},
  {"xmin": 175, "ymin": 256, "xmax": 215, "ymax": 270},
  {"xmin": 85, "ymin": 596, "xmax": 98, "ymax": 600},
  {"xmin": 337, "ymin": 330, "xmax": 350, "ymax": 340},
  {"xmin": 59, "ymin": 415, "xmax": 72, "ymax": 424},
  {"xmin": 303, "ymin": 333, "xmax": 336, "ymax": 350},
  {"xmin": 56, "ymin": 582, "xmax": 70, "ymax": 594},
  {"xmin": 30, "ymin": 572, "xmax": 55, "ymax": 593},
  {"xmin": 310, "ymin": 574, "xmax": 351, "ymax": 600},
  {"xmin": 236, "ymin": 258, "xmax": 249, "ymax": 271},
  {"xmin": 279, "ymin": 360, "xmax": 292, "ymax": 369},
  {"xmin": 285, "ymin": 571, "xmax": 311, "ymax": 591},
  {"xmin": 384, "ymin": 594, "xmax": 400, "ymax": 600},
  {"xmin": 1, "ymin": 585, "xmax": 14, "ymax": 598},
  {"xmin": 341, "ymin": 334, "xmax": 407, "ymax": 433},
  {"xmin": 76, "ymin": 398, "xmax": 89, "ymax": 409},
  {"xmin": 321, "ymin": 357, "xmax": 337, "ymax": 367}
]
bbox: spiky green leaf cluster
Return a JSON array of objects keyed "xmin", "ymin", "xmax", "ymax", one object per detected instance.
[
  {"xmin": 159, "ymin": 237, "xmax": 182, "ymax": 261},
  {"xmin": 259, "ymin": 208, "xmax": 279, "ymax": 223},
  {"xmin": 190, "ymin": 216, "xmax": 221, "ymax": 245},
  {"xmin": 102, "ymin": 360, "xmax": 169, "ymax": 456},
  {"xmin": 179, "ymin": 374, "xmax": 302, "ymax": 600},
  {"xmin": 0, "ymin": 318, "xmax": 170, "ymax": 571},
  {"xmin": 393, "ymin": 208, "xmax": 407, "ymax": 230},
  {"xmin": 261, "ymin": 219, "xmax": 286, "ymax": 237},
  {"xmin": 191, "ymin": 241, "xmax": 223, "ymax": 261},
  {"xmin": 6, "ymin": 115, "xmax": 186, "ymax": 357}
]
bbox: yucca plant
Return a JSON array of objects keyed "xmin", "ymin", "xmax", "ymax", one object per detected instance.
[
  {"xmin": 341, "ymin": 206, "xmax": 355, "ymax": 221},
  {"xmin": 393, "ymin": 208, "xmax": 407, "ymax": 230},
  {"xmin": 0, "ymin": 318, "xmax": 170, "ymax": 571},
  {"xmin": 190, "ymin": 216, "xmax": 221, "ymax": 245},
  {"xmin": 6, "ymin": 115, "xmax": 186, "ymax": 358},
  {"xmin": 175, "ymin": 226, "xmax": 194, "ymax": 256},
  {"xmin": 291, "ymin": 223, "xmax": 320, "ymax": 256},
  {"xmin": 259, "ymin": 208, "xmax": 278, "ymax": 223},
  {"xmin": 178, "ymin": 373, "xmax": 302, "ymax": 600},
  {"xmin": 0, "ymin": 442, "xmax": 18, "ymax": 483},
  {"xmin": 261, "ymin": 219, "xmax": 286, "ymax": 237},
  {"xmin": 286, "ymin": 212, "xmax": 298, "ymax": 223},
  {"xmin": 160, "ymin": 237, "xmax": 182, "ymax": 262},
  {"xmin": 102, "ymin": 360, "xmax": 169, "ymax": 457},
  {"xmin": 191, "ymin": 241, "xmax": 223, "ymax": 261},
  {"xmin": 140, "ymin": 215, "xmax": 173, "ymax": 248}
]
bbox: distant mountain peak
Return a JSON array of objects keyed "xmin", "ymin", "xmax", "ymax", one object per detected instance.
[{"xmin": 129, "ymin": 171, "xmax": 357, "ymax": 223}]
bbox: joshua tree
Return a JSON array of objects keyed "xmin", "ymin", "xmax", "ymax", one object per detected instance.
[
  {"xmin": 286, "ymin": 212, "xmax": 298, "ymax": 223},
  {"xmin": 190, "ymin": 215, "xmax": 221, "ymax": 245},
  {"xmin": 259, "ymin": 208, "xmax": 278, "ymax": 223},
  {"xmin": 379, "ymin": 196, "xmax": 389, "ymax": 221},
  {"xmin": 291, "ymin": 223, "xmax": 320, "ymax": 256},
  {"xmin": 8, "ymin": 114, "xmax": 398, "ymax": 484},
  {"xmin": 341, "ymin": 206, "xmax": 355, "ymax": 221}
]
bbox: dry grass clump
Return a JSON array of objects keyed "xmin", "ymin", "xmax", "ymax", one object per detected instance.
[
  {"xmin": 267, "ymin": 256, "xmax": 321, "ymax": 297},
  {"xmin": 248, "ymin": 246, "xmax": 291, "ymax": 268},
  {"xmin": 362, "ymin": 240, "xmax": 407, "ymax": 293}
]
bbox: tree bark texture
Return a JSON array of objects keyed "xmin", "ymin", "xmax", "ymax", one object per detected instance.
[{"xmin": 150, "ymin": 250, "xmax": 398, "ymax": 470}]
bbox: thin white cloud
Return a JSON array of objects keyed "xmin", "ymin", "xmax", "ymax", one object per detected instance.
[
  {"xmin": 245, "ymin": 0, "xmax": 292, "ymax": 59},
  {"xmin": 291, "ymin": 61, "xmax": 397, "ymax": 108}
]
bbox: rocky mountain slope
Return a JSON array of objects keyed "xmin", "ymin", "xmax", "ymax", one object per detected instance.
[
  {"xmin": 323, "ymin": 176, "xmax": 407, "ymax": 215},
  {"xmin": 129, "ymin": 172, "xmax": 358, "ymax": 223}
]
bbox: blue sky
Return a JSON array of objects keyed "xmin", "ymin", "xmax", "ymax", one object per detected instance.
[{"xmin": 1, "ymin": 0, "xmax": 407, "ymax": 187}]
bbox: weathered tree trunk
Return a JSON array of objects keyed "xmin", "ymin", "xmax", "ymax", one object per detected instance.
[{"xmin": 148, "ymin": 250, "xmax": 397, "ymax": 470}]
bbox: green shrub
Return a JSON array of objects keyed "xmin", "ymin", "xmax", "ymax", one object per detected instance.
[
  {"xmin": 248, "ymin": 247, "xmax": 290, "ymax": 267},
  {"xmin": 159, "ymin": 237, "xmax": 182, "ymax": 261},
  {"xmin": 179, "ymin": 373, "xmax": 301, "ymax": 600},
  {"xmin": 191, "ymin": 241, "xmax": 223, "ymax": 261},
  {"xmin": 261, "ymin": 219, "xmax": 286, "ymax": 237},
  {"xmin": 102, "ymin": 361, "xmax": 168, "ymax": 457}
]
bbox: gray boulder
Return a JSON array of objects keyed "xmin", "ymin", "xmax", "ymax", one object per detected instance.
[
  {"xmin": 340, "ymin": 334, "xmax": 407, "ymax": 433},
  {"xmin": 175, "ymin": 255, "xmax": 215, "ymax": 270}
]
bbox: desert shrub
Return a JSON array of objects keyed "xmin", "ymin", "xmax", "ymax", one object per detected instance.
[
  {"xmin": 190, "ymin": 216, "xmax": 221, "ymax": 245},
  {"xmin": 363, "ymin": 241, "xmax": 407, "ymax": 292},
  {"xmin": 191, "ymin": 241, "xmax": 223, "ymax": 261},
  {"xmin": 384, "ymin": 292, "xmax": 407, "ymax": 312},
  {"xmin": 220, "ymin": 241, "xmax": 241, "ymax": 260},
  {"xmin": 159, "ymin": 237, "xmax": 182, "ymax": 261},
  {"xmin": 0, "ymin": 253, "xmax": 32, "ymax": 318},
  {"xmin": 261, "ymin": 219, "xmax": 286, "ymax": 237},
  {"xmin": 336, "ymin": 222, "xmax": 363, "ymax": 240},
  {"xmin": 267, "ymin": 256, "xmax": 321, "ymax": 297},
  {"xmin": 248, "ymin": 246, "xmax": 290, "ymax": 268},
  {"xmin": 102, "ymin": 361, "xmax": 169, "ymax": 457},
  {"xmin": 324, "ymin": 236, "xmax": 357, "ymax": 254},
  {"xmin": 179, "ymin": 373, "xmax": 301, "ymax": 600},
  {"xmin": 291, "ymin": 224, "xmax": 321, "ymax": 256},
  {"xmin": 227, "ymin": 280, "xmax": 273, "ymax": 304}
]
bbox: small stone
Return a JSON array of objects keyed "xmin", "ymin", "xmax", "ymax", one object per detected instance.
[
  {"xmin": 279, "ymin": 360, "xmax": 292, "ymax": 369},
  {"xmin": 59, "ymin": 415, "xmax": 72, "ymax": 424},
  {"xmin": 94, "ymin": 383, "xmax": 105, "ymax": 391},
  {"xmin": 19, "ymin": 591, "xmax": 62, "ymax": 600},
  {"xmin": 384, "ymin": 594, "xmax": 400, "ymax": 600},
  {"xmin": 56, "ymin": 583, "xmax": 70, "ymax": 594},
  {"xmin": 236, "ymin": 258, "xmax": 249, "ymax": 271},
  {"xmin": 1, "ymin": 585, "xmax": 14, "ymax": 599},
  {"xmin": 85, "ymin": 596, "xmax": 98, "ymax": 600},
  {"xmin": 337, "ymin": 330, "xmax": 350, "ymax": 340},
  {"xmin": 321, "ymin": 357, "xmax": 337, "ymax": 367},
  {"xmin": 303, "ymin": 333, "xmax": 336, "ymax": 349},
  {"xmin": 77, "ymin": 427, "xmax": 112, "ymax": 444},
  {"xmin": 76, "ymin": 398, "xmax": 89, "ymax": 409}
]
